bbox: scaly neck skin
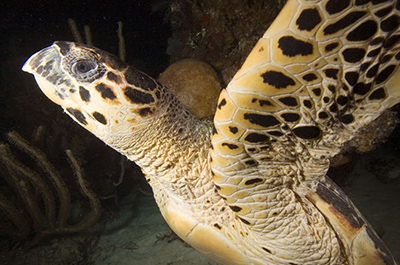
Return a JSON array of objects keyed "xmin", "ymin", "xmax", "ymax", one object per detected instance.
[{"xmin": 115, "ymin": 88, "xmax": 214, "ymax": 206}]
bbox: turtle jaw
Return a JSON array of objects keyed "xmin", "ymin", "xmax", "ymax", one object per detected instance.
[{"xmin": 22, "ymin": 43, "xmax": 70, "ymax": 106}]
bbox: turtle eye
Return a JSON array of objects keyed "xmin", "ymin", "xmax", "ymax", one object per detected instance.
[
  {"xmin": 72, "ymin": 59, "xmax": 97, "ymax": 74},
  {"xmin": 70, "ymin": 58, "xmax": 104, "ymax": 82}
]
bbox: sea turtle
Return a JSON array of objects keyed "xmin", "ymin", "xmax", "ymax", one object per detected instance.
[{"xmin": 21, "ymin": 0, "xmax": 399, "ymax": 264}]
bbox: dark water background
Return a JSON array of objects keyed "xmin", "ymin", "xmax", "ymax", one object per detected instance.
[{"xmin": 0, "ymin": 0, "xmax": 170, "ymax": 135}]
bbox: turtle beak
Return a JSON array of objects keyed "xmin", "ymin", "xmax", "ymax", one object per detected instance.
[{"xmin": 22, "ymin": 43, "xmax": 68, "ymax": 106}]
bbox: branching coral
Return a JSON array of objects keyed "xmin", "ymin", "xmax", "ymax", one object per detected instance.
[
  {"xmin": 68, "ymin": 18, "xmax": 126, "ymax": 61},
  {"xmin": 0, "ymin": 131, "xmax": 101, "ymax": 243}
]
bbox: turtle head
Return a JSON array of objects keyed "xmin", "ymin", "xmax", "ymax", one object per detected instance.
[{"xmin": 22, "ymin": 41, "xmax": 163, "ymax": 144}]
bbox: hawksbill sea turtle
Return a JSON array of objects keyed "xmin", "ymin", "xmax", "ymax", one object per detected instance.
[{"xmin": 21, "ymin": 0, "xmax": 399, "ymax": 264}]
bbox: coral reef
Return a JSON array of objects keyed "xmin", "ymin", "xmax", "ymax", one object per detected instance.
[
  {"xmin": 158, "ymin": 59, "xmax": 221, "ymax": 119},
  {"xmin": 329, "ymin": 109, "xmax": 399, "ymax": 177},
  {"xmin": 0, "ymin": 131, "xmax": 101, "ymax": 244},
  {"xmin": 168, "ymin": 0, "xmax": 286, "ymax": 84},
  {"xmin": 68, "ymin": 18, "xmax": 126, "ymax": 61},
  {"xmin": 344, "ymin": 110, "xmax": 399, "ymax": 153}
]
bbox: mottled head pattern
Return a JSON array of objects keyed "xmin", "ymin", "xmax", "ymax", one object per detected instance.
[{"xmin": 23, "ymin": 41, "xmax": 163, "ymax": 144}]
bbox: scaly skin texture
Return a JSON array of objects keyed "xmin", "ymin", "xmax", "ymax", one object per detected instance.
[{"xmin": 21, "ymin": 0, "xmax": 399, "ymax": 263}]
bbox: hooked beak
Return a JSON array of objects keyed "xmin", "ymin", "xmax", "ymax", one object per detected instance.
[{"xmin": 22, "ymin": 43, "xmax": 68, "ymax": 105}]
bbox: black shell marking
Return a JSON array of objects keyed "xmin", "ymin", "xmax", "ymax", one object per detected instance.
[
  {"xmin": 380, "ymin": 15, "xmax": 400, "ymax": 32},
  {"xmin": 325, "ymin": 42, "xmax": 339, "ymax": 52},
  {"xmin": 368, "ymin": 88, "xmax": 386, "ymax": 100},
  {"xmin": 341, "ymin": 114, "xmax": 354, "ymax": 124},
  {"xmin": 303, "ymin": 100, "xmax": 312, "ymax": 108},
  {"xmin": 292, "ymin": 126, "xmax": 321, "ymax": 139},
  {"xmin": 218, "ymin": 99, "xmax": 227, "ymax": 109},
  {"xmin": 245, "ymin": 178, "xmax": 263, "ymax": 185},
  {"xmin": 222, "ymin": 143, "xmax": 239, "ymax": 149},
  {"xmin": 324, "ymin": 11, "xmax": 366, "ymax": 35},
  {"xmin": 325, "ymin": 0, "xmax": 350, "ymax": 15},
  {"xmin": 244, "ymin": 113, "xmax": 280, "ymax": 127},
  {"xmin": 281, "ymin": 113, "xmax": 300, "ymax": 122},
  {"xmin": 342, "ymin": 48, "xmax": 366, "ymax": 63},
  {"xmin": 324, "ymin": 69, "xmax": 339, "ymax": 80},
  {"xmin": 346, "ymin": 20, "xmax": 378, "ymax": 41},
  {"xmin": 376, "ymin": 65, "xmax": 396, "ymax": 84},
  {"xmin": 244, "ymin": 133, "xmax": 269, "ymax": 143},
  {"xmin": 303, "ymin": 73, "xmax": 318, "ymax": 81},
  {"xmin": 261, "ymin": 71, "xmax": 295, "ymax": 89},
  {"xmin": 278, "ymin": 36, "xmax": 313, "ymax": 57},
  {"xmin": 279, "ymin": 96, "xmax": 298, "ymax": 106},
  {"xmin": 296, "ymin": 8, "xmax": 321, "ymax": 31},
  {"xmin": 353, "ymin": 83, "xmax": 372, "ymax": 95},
  {"xmin": 345, "ymin": 72, "xmax": 359, "ymax": 86},
  {"xmin": 229, "ymin": 126, "xmax": 239, "ymax": 134}
]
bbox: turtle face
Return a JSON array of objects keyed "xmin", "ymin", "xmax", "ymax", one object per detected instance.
[{"xmin": 23, "ymin": 41, "xmax": 162, "ymax": 141}]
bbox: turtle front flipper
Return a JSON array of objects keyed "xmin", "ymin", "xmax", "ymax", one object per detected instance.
[
  {"xmin": 211, "ymin": 0, "xmax": 399, "ymax": 263},
  {"xmin": 307, "ymin": 176, "xmax": 396, "ymax": 265}
]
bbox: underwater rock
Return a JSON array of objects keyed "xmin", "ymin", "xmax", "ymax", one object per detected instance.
[
  {"xmin": 158, "ymin": 59, "xmax": 220, "ymax": 119},
  {"xmin": 168, "ymin": 0, "xmax": 285, "ymax": 84},
  {"xmin": 344, "ymin": 110, "xmax": 399, "ymax": 153}
]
